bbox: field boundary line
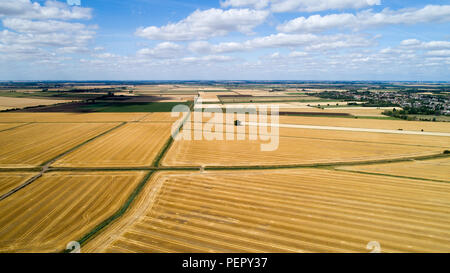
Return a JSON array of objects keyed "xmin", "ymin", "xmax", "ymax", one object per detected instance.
[
  {"xmin": 334, "ymin": 168, "xmax": 450, "ymax": 184},
  {"xmin": 40, "ymin": 122, "xmax": 127, "ymax": 167},
  {"xmin": 82, "ymin": 171, "xmax": 168, "ymax": 252},
  {"xmin": 0, "ymin": 122, "xmax": 33, "ymax": 133},
  {"xmin": 0, "ymin": 168, "xmax": 41, "ymax": 172},
  {"xmin": 0, "ymin": 122, "xmax": 127, "ymax": 202},
  {"xmin": 0, "ymin": 172, "xmax": 43, "ymax": 202},
  {"xmin": 204, "ymin": 152, "xmax": 450, "ymax": 171},
  {"xmin": 152, "ymin": 100, "xmax": 194, "ymax": 167},
  {"xmin": 64, "ymin": 171, "xmax": 156, "ymax": 253},
  {"xmin": 47, "ymin": 166, "xmax": 200, "ymax": 172}
]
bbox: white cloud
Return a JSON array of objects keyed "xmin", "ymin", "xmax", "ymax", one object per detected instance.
[
  {"xmin": 137, "ymin": 42, "xmax": 184, "ymax": 59},
  {"xmin": 182, "ymin": 55, "xmax": 235, "ymax": 63},
  {"xmin": 0, "ymin": 28, "xmax": 94, "ymax": 48},
  {"xmin": 220, "ymin": 0, "xmax": 270, "ymax": 9},
  {"xmin": 221, "ymin": 0, "xmax": 380, "ymax": 12},
  {"xmin": 400, "ymin": 39, "xmax": 421, "ymax": 47},
  {"xmin": 0, "ymin": 0, "xmax": 95, "ymax": 61},
  {"xmin": 188, "ymin": 33, "xmax": 374, "ymax": 54},
  {"xmin": 278, "ymin": 5, "xmax": 450, "ymax": 33},
  {"xmin": 401, "ymin": 39, "xmax": 450, "ymax": 50},
  {"xmin": 67, "ymin": 0, "xmax": 81, "ymax": 6},
  {"xmin": 0, "ymin": 0, "xmax": 91, "ymax": 20},
  {"xmin": 94, "ymin": 52, "xmax": 119, "ymax": 59},
  {"xmin": 2, "ymin": 18, "xmax": 90, "ymax": 34},
  {"xmin": 135, "ymin": 8, "xmax": 269, "ymax": 41},
  {"xmin": 426, "ymin": 50, "xmax": 450, "ymax": 57},
  {"xmin": 289, "ymin": 51, "xmax": 308, "ymax": 57}
]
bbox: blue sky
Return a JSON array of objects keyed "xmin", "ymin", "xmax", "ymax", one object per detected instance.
[{"xmin": 0, "ymin": 0, "xmax": 450, "ymax": 80}]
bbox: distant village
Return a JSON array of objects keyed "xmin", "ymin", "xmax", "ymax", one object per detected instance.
[{"xmin": 318, "ymin": 90, "xmax": 450, "ymax": 116}]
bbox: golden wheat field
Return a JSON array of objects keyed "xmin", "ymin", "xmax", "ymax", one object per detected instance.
[
  {"xmin": 186, "ymin": 119, "xmax": 450, "ymax": 149},
  {"xmin": 338, "ymin": 157, "xmax": 450, "ymax": 182},
  {"xmin": 0, "ymin": 97, "xmax": 75, "ymax": 110},
  {"xmin": 279, "ymin": 116, "xmax": 450, "ymax": 133},
  {"xmin": 0, "ymin": 172, "xmax": 37, "ymax": 197},
  {"xmin": 84, "ymin": 170, "xmax": 450, "ymax": 253},
  {"xmin": 0, "ymin": 113, "xmax": 147, "ymax": 123},
  {"xmin": 0, "ymin": 123, "xmax": 117, "ymax": 168},
  {"xmin": 162, "ymin": 129, "xmax": 443, "ymax": 167},
  {"xmin": 52, "ymin": 123, "xmax": 172, "ymax": 168},
  {"xmin": 278, "ymin": 128, "xmax": 450, "ymax": 148},
  {"xmin": 140, "ymin": 112, "xmax": 188, "ymax": 123},
  {"xmin": 0, "ymin": 123, "xmax": 24, "ymax": 131},
  {"xmin": 0, "ymin": 171, "xmax": 146, "ymax": 253}
]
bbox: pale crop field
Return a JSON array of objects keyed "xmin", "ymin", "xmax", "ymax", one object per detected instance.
[
  {"xmin": 0, "ymin": 171, "xmax": 146, "ymax": 253},
  {"xmin": 280, "ymin": 107, "xmax": 395, "ymax": 117},
  {"xmin": 0, "ymin": 97, "xmax": 75, "ymax": 110},
  {"xmin": 0, "ymin": 123, "xmax": 117, "ymax": 168},
  {"xmin": 0, "ymin": 172, "xmax": 37, "ymax": 197},
  {"xmin": 162, "ymin": 129, "xmax": 443, "ymax": 167},
  {"xmin": 338, "ymin": 157, "xmax": 450, "ymax": 182},
  {"xmin": 0, "ymin": 113, "xmax": 147, "ymax": 123},
  {"xmin": 85, "ymin": 170, "xmax": 450, "ymax": 253},
  {"xmin": 52, "ymin": 123, "xmax": 172, "ymax": 168},
  {"xmin": 275, "ymin": 128, "xmax": 450, "ymax": 149},
  {"xmin": 0, "ymin": 123, "xmax": 23, "ymax": 131},
  {"xmin": 279, "ymin": 116, "xmax": 450, "ymax": 133},
  {"xmin": 140, "ymin": 112, "xmax": 188, "ymax": 123},
  {"xmin": 184, "ymin": 120, "xmax": 450, "ymax": 149}
]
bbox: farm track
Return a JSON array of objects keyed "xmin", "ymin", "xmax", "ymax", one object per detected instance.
[{"xmin": 0, "ymin": 111, "xmax": 449, "ymax": 253}]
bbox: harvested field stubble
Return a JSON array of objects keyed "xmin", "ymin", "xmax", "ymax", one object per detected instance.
[
  {"xmin": 163, "ymin": 129, "xmax": 444, "ymax": 167},
  {"xmin": 0, "ymin": 123, "xmax": 24, "ymax": 131},
  {"xmin": 338, "ymin": 157, "xmax": 450, "ymax": 182},
  {"xmin": 279, "ymin": 116, "xmax": 450, "ymax": 133},
  {"xmin": 0, "ymin": 97, "xmax": 74, "ymax": 110},
  {"xmin": 0, "ymin": 171, "xmax": 146, "ymax": 253},
  {"xmin": 52, "ymin": 123, "xmax": 173, "ymax": 167},
  {"xmin": 85, "ymin": 170, "xmax": 450, "ymax": 253},
  {"xmin": 0, "ymin": 172, "xmax": 37, "ymax": 196},
  {"xmin": 0, "ymin": 113, "xmax": 147, "ymax": 123},
  {"xmin": 0, "ymin": 123, "xmax": 118, "ymax": 168}
]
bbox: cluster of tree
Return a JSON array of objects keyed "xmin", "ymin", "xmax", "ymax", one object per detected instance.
[{"xmin": 361, "ymin": 100, "xmax": 397, "ymax": 107}]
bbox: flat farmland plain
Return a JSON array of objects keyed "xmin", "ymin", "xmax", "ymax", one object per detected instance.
[
  {"xmin": 140, "ymin": 112, "xmax": 188, "ymax": 123},
  {"xmin": 0, "ymin": 97, "xmax": 75, "ymax": 110},
  {"xmin": 0, "ymin": 123, "xmax": 24, "ymax": 131},
  {"xmin": 0, "ymin": 172, "xmax": 37, "ymax": 196},
  {"xmin": 0, "ymin": 113, "xmax": 147, "ymax": 123},
  {"xmin": 338, "ymin": 157, "xmax": 450, "ymax": 182},
  {"xmin": 52, "ymin": 123, "xmax": 172, "ymax": 168},
  {"xmin": 162, "ymin": 129, "xmax": 444, "ymax": 167},
  {"xmin": 0, "ymin": 171, "xmax": 146, "ymax": 253},
  {"xmin": 85, "ymin": 170, "xmax": 450, "ymax": 253},
  {"xmin": 187, "ymin": 119, "xmax": 450, "ymax": 149},
  {"xmin": 0, "ymin": 123, "xmax": 118, "ymax": 168},
  {"xmin": 279, "ymin": 116, "xmax": 450, "ymax": 133},
  {"xmin": 275, "ymin": 128, "xmax": 450, "ymax": 148},
  {"xmin": 280, "ymin": 107, "xmax": 395, "ymax": 117}
]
